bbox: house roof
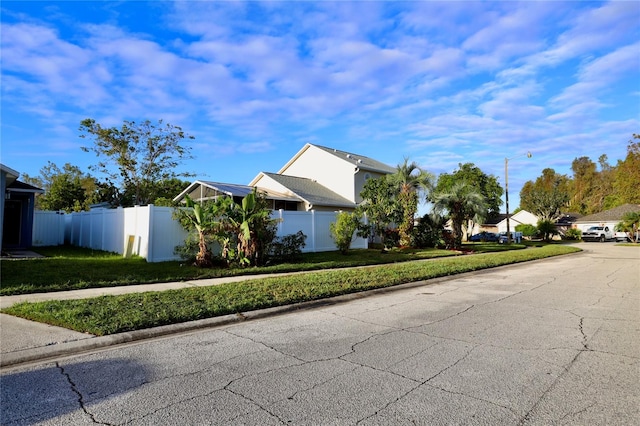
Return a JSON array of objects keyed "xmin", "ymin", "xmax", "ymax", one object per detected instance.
[
  {"xmin": 1, "ymin": 164, "xmax": 20, "ymax": 186},
  {"xmin": 483, "ymin": 213, "xmax": 509, "ymax": 226},
  {"xmin": 173, "ymin": 180, "xmax": 299, "ymax": 203},
  {"xmin": 260, "ymin": 172, "xmax": 356, "ymax": 209},
  {"xmin": 575, "ymin": 204, "xmax": 640, "ymax": 223},
  {"xmin": 556, "ymin": 212, "xmax": 583, "ymax": 225},
  {"xmin": 277, "ymin": 143, "xmax": 396, "ymax": 176},
  {"xmin": 7, "ymin": 180, "xmax": 44, "ymax": 194}
]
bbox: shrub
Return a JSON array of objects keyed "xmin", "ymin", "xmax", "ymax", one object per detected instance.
[
  {"xmin": 383, "ymin": 228, "xmax": 400, "ymax": 250},
  {"xmin": 564, "ymin": 228, "xmax": 582, "ymax": 241},
  {"xmin": 413, "ymin": 214, "xmax": 444, "ymax": 248},
  {"xmin": 330, "ymin": 212, "xmax": 361, "ymax": 254},
  {"xmin": 515, "ymin": 224, "xmax": 537, "ymax": 238},
  {"xmin": 270, "ymin": 231, "xmax": 307, "ymax": 262}
]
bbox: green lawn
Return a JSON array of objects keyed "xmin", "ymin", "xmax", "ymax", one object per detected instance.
[
  {"xmin": 1, "ymin": 243, "xmax": 536, "ymax": 296},
  {"xmin": 2, "ymin": 244, "xmax": 581, "ymax": 335},
  {"xmin": 2, "ymin": 245, "xmax": 469, "ymax": 295}
]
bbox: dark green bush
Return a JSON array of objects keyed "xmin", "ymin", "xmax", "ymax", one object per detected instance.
[
  {"xmin": 413, "ymin": 214, "xmax": 444, "ymax": 248},
  {"xmin": 270, "ymin": 231, "xmax": 307, "ymax": 262}
]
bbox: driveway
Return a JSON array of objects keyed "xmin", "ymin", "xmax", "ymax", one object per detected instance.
[{"xmin": 2, "ymin": 243, "xmax": 638, "ymax": 425}]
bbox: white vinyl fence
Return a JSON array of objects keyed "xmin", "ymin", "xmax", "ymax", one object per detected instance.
[
  {"xmin": 33, "ymin": 206, "xmax": 366, "ymax": 262},
  {"xmin": 33, "ymin": 211, "xmax": 66, "ymax": 246}
]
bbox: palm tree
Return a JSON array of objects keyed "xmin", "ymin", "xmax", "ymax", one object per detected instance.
[
  {"xmin": 615, "ymin": 211, "xmax": 640, "ymax": 243},
  {"xmin": 432, "ymin": 182, "xmax": 487, "ymax": 250},
  {"xmin": 391, "ymin": 158, "xmax": 434, "ymax": 247}
]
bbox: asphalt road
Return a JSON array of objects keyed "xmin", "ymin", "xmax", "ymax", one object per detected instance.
[{"xmin": 2, "ymin": 243, "xmax": 638, "ymax": 425}]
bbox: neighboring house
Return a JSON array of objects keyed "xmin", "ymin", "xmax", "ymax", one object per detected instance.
[
  {"xmin": 1, "ymin": 164, "xmax": 44, "ymax": 250},
  {"xmin": 497, "ymin": 210, "xmax": 539, "ymax": 234},
  {"xmin": 253, "ymin": 143, "xmax": 396, "ymax": 206},
  {"xmin": 574, "ymin": 204, "xmax": 640, "ymax": 232},
  {"xmin": 476, "ymin": 213, "xmax": 509, "ymax": 235},
  {"xmin": 177, "ymin": 143, "xmax": 396, "ymax": 212},
  {"xmin": 480, "ymin": 210, "xmax": 538, "ymax": 234}
]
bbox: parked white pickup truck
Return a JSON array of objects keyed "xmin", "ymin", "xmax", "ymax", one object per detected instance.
[{"xmin": 582, "ymin": 226, "xmax": 614, "ymax": 242}]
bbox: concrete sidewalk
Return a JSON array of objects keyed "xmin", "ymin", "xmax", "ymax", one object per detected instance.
[{"xmin": 0, "ymin": 271, "xmax": 314, "ymax": 368}]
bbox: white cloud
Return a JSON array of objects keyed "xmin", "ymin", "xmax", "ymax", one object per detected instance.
[{"xmin": 550, "ymin": 42, "xmax": 640, "ymax": 108}]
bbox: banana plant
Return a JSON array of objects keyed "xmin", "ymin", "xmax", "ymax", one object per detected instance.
[
  {"xmin": 183, "ymin": 194, "xmax": 213, "ymax": 267},
  {"xmin": 229, "ymin": 189, "xmax": 276, "ymax": 266}
]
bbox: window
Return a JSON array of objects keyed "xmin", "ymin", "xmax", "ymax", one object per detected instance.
[{"xmin": 274, "ymin": 200, "xmax": 298, "ymax": 211}]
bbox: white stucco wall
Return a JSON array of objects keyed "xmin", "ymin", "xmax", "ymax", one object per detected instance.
[
  {"xmin": 496, "ymin": 210, "xmax": 539, "ymax": 233},
  {"xmin": 279, "ymin": 145, "xmax": 357, "ymax": 202},
  {"xmin": 353, "ymin": 170, "xmax": 387, "ymax": 204}
]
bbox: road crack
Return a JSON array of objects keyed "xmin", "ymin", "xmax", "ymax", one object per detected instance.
[{"xmin": 56, "ymin": 362, "xmax": 115, "ymax": 425}]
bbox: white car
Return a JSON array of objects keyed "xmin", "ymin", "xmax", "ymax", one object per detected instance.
[
  {"xmin": 615, "ymin": 231, "xmax": 631, "ymax": 242},
  {"xmin": 582, "ymin": 226, "xmax": 614, "ymax": 242}
]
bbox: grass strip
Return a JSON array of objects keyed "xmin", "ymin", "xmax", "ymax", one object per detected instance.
[
  {"xmin": 1, "ymin": 246, "xmax": 468, "ymax": 296},
  {"xmin": 2, "ymin": 245, "xmax": 580, "ymax": 336}
]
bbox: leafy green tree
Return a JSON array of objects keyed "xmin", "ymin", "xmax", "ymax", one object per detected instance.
[
  {"xmin": 612, "ymin": 136, "xmax": 640, "ymax": 205},
  {"xmin": 615, "ymin": 211, "xmax": 640, "ymax": 243},
  {"xmin": 432, "ymin": 182, "xmax": 487, "ymax": 250},
  {"xmin": 22, "ymin": 162, "xmax": 102, "ymax": 212},
  {"xmin": 520, "ymin": 168, "xmax": 570, "ymax": 221},
  {"xmin": 569, "ymin": 156, "xmax": 598, "ymax": 214},
  {"xmin": 390, "ymin": 158, "xmax": 433, "ymax": 247},
  {"xmin": 330, "ymin": 211, "xmax": 362, "ymax": 254},
  {"xmin": 80, "ymin": 119, "xmax": 194, "ymax": 206},
  {"xmin": 537, "ymin": 219, "xmax": 557, "ymax": 243},
  {"xmin": 152, "ymin": 178, "xmax": 191, "ymax": 205},
  {"xmin": 432, "ymin": 163, "xmax": 502, "ymax": 237},
  {"xmin": 356, "ymin": 176, "xmax": 402, "ymax": 250}
]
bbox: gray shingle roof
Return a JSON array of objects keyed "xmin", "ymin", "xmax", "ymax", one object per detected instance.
[
  {"xmin": 575, "ymin": 204, "xmax": 640, "ymax": 222},
  {"xmin": 263, "ymin": 173, "xmax": 356, "ymax": 208},
  {"xmin": 313, "ymin": 144, "xmax": 396, "ymax": 174}
]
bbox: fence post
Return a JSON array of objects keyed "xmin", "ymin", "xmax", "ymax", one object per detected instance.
[
  {"xmin": 100, "ymin": 208, "xmax": 106, "ymax": 252},
  {"xmin": 310, "ymin": 210, "xmax": 316, "ymax": 252},
  {"xmin": 278, "ymin": 209, "xmax": 284, "ymax": 236},
  {"xmin": 147, "ymin": 205, "xmax": 154, "ymax": 262}
]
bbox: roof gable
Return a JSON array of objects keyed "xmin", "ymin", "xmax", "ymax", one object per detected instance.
[{"xmin": 276, "ymin": 143, "xmax": 395, "ymax": 177}]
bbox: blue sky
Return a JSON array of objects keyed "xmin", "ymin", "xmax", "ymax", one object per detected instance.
[{"xmin": 2, "ymin": 1, "xmax": 639, "ymax": 212}]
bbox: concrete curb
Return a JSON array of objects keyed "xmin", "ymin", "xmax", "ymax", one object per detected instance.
[{"xmin": 1, "ymin": 249, "xmax": 585, "ymax": 370}]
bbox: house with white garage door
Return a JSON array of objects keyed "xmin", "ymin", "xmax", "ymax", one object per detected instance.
[{"xmin": 574, "ymin": 204, "xmax": 640, "ymax": 240}]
